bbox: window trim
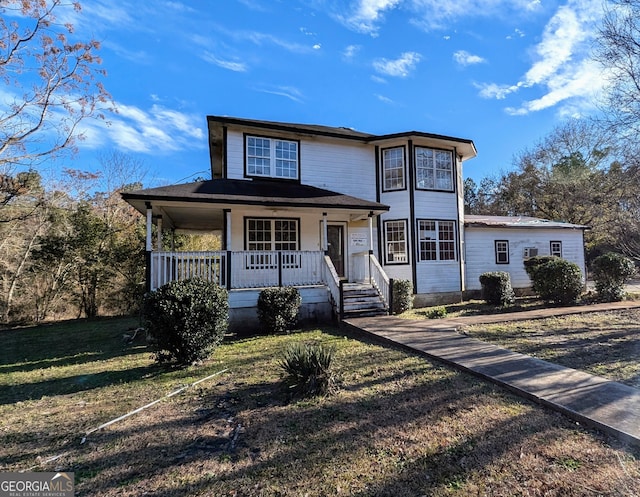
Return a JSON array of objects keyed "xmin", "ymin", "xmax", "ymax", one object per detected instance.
[
  {"xmin": 550, "ymin": 240, "xmax": 562, "ymax": 257},
  {"xmin": 414, "ymin": 146, "xmax": 455, "ymax": 192},
  {"xmin": 495, "ymin": 240, "xmax": 510, "ymax": 264},
  {"xmin": 381, "ymin": 146, "xmax": 407, "ymax": 192},
  {"xmin": 243, "ymin": 133, "xmax": 301, "ymax": 181},
  {"xmin": 416, "ymin": 219, "xmax": 458, "ymax": 262},
  {"xmin": 243, "ymin": 217, "xmax": 301, "ymax": 251},
  {"xmin": 383, "ymin": 219, "xmax": 410, "ymax": 265}
]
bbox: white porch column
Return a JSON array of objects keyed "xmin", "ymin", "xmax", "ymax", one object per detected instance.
[
  {"xmin": 322, "ymin": 212, "xmax": 328, "ymax": 252},
  {"xmin": 156, "ymin": 216, "xmax": 163, "ymax": 251},
  {"xmin": 145, "ymin": 203, "xmax": 153, "ymax": 251},
  {"xmin": 368, "ymin": 211, "xmax": 374, "ymax": 254},
  {"xmin": 225, "ymin": 209, "xmax": 232, "ymax": 250}
]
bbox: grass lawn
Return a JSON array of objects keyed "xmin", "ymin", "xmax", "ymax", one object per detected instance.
[
  {"xmin": 1, "ymin": 316, "xmax": 639, "ymax": 496},
  {"xmin": 460, "ymin": 309, "xmax": 640, "ymax": 389}
]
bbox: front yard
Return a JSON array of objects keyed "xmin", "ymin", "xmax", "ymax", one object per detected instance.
[{"xmin": 1, "ymin": 314, "xmax": 639, "ymax": 496}]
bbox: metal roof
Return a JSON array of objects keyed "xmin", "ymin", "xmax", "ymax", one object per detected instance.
[{"xmin": 465, "ymin": 215, "xmax": 589, "ymax": 230}]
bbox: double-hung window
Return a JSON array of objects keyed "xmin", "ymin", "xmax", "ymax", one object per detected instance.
[
  {"xmin": 550, "ymin": 241, "xmax": 562, "ymax": 257},
  {"xmin": 415, "ymin": 147, "xmax": 454, "ymax": 191},
  {"xmin": 417, "ymin": 220, "xmax": 457, "ymax": 261},
  {"xmin": 384, "ymin": 220, "xmax": 408, "ymax": 264},
  {"xmin": 246, "ymin": 136, "xmax": 299, "ymax": 180},
  {"xmin": 495, "ymin": 240, "xmax": 509, "ymax": 264},
  {"xmin": 246, "ymin": 218, "xmax": 299, "ymax": 251},
  {"xmin": 382, "ymin": 147, "xmax": 405, "ymax": 191}
]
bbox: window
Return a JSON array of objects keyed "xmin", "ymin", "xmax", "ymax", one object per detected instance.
[
  {"xmin": 246, "ymin": 136, "xmax": 299, "ymax": 179},
  {"xmin": 384, "ymin": 220, "xmax": 408, "ymax": 264},
  {"xmin": 415, "ymin": 147, "xmax": 454, "ymax": 191},
  {"xmin": 417, "ymin": 220, "xmax": 457, "ymax": 261},
  {"xmin": 247, "ymin": 218, "xmax": 299, "ymax": 251},
  {"xmin": 550, "ymin": 241, "xmax": 562, "ymax": 257},
  {"xmin": 495, "ymin": 240, "xmax": 509, "ymax": 264},
  {"xmin": 382, "ymin": 147, "xmax": 405, "ymax": 191}
]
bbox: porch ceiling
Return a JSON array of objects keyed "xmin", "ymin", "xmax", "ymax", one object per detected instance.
[{"xmin": 122, "ymin": 178, "xmax": 389, "ymax": 230}]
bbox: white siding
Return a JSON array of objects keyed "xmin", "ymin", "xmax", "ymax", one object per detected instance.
[
  {"xmin": 464, "ymin": 227, "xmax": 586, "ymax": 290},
  {"xmin": 224, "ymin": 130, "xmax": 376, "ymax": 199},
  {"xmin": 301, "ymin": 139, "xmax": 376, "ymax": 200},
  {"xmin": 416, "ymin": 262, "xmax": 461, "ymax": 293}
]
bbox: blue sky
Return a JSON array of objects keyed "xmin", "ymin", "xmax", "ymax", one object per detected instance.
[{"xmin": 40, "ymin": 0, "xmax": 609, "ymax": 186}]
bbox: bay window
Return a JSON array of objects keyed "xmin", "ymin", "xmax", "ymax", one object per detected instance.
[
  {"xmin": 384, "ymin": 219, "xmax": 408, "ymax": 264},
  {"xmin": 417, "ymin": 220, "xmax": 457, "ymax": 261},
  {"xmin": 415, "ymin": 147, "xmax": 454, "ymax": 191},
  {"xmin": 382, "ymin": 147, "xmax": 405, "ymax": 191}
]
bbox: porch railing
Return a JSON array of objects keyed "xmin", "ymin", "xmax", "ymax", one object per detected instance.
[
  {"xmin": 369, "ymin": 254, "xmax": 391, "ymax": 309},
  {"xmin": 149, "ymin": 250, "xmax": 325, "ymax": 291}
]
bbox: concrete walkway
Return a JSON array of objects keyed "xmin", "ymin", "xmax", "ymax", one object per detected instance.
[{"xmin": 344, "ymin": 300, "xmax": 640, "ymax": 448}]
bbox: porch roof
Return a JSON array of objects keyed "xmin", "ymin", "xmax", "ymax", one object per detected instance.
[{"xmin": 122, "ymin": 178, "xmax": 389, "ymax": 230}]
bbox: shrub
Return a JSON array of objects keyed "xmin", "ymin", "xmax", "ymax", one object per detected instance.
[
  {"xmin": 592, "ymin": 252, "xmax": 636, "ymax": 302},
  {"xmin": 392, "ymin": 279, "xmax": 413, "ymax": 315},
  {"xmin": 143, "ymin": 278, "xmax": 228, "ymax": 365},
  {"xmin": 479, "ymin": 272, "xmax": 515, "ymax": 307},
  {"xmin": 526, "ymin": 257, "xmax": 583, "ymax": 305},
  {"xmin": 523, "ymin": 255, "xmax": 557, "ymax": 285},
  {"xmin": 279, "ymin": 342, "xmax": 335, "ymax": 398},
  {"xmin": 257, "ymin": 287, "xmax": 302, "ymax": 334},
  {"xmin": 426, "ymin": 306, "xmax": 448, "ymax": 319}
]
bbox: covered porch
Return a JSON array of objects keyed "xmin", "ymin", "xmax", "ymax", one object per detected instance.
[{"xmin": 121, "ymin": 179, "xmax": 392, "ymax": 321}]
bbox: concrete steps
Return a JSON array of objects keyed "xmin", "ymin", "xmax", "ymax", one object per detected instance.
[{"xmin": 342, "ymin": 283, "xmax": 388, "ymax": 318}]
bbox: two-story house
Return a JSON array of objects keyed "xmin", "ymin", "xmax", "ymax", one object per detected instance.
[{"xmin": 122, "ymin": 116, "xmax": 587, "ymax": 327}]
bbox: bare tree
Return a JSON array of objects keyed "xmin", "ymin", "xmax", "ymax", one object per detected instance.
[
  {"xmin": 0, "ymin": 1, "xmax": 110, "ymax": 171},
  {"xmin": 596, "ymin": 0, "xmax": 640, "ymax": 138}
]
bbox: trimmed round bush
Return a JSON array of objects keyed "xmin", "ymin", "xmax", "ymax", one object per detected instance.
[
  {"xmin": 257, "ymin": 287, "xmax": 302, "ymax": 334},
  {"xmin": 526, "ymin": 257, "xmax": 583, "ymax": 305},
  {"xmin": 392, "ymin": 279, "xmax": 413, "ymax": 315},
  {"xmin": 592, "ymin": 252, "xmax": 636, "ymax": 302},
  {"xmin": 479, "ymin": 271, "xmax": 515, "ymax": 307},
  {"xmin": 143, "ymin": 278, "xmax": 228, "ymax": 365}
]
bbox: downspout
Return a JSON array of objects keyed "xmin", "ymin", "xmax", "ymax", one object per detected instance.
[{"xmin": 145, "ymin": 202, "xmax": 152, "ymax": 293}]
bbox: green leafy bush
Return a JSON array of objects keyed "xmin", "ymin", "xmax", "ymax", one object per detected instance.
[
  {"xmin": 592, "ymin": 252, "xmax": 636, "ymax": 302},
  {"xmin": 525, "ymin": 257, "xmax": 583, "ymax": 305},
  {"xmin": 392, "ymin": 279, "xmax": 413, "ymax": 314},
  {"xmin": 479, "ymin": 272, "xmax": 515, "ymax": 307},
  {"xmin": 279, "ymin": 342, "xmax": 335, "ymax": 398},
  {"xmin": 523, "ymin": 255, "xmax": 557, "ymax": 285},
  {"xmin": 257, "ymin": 287, "xmax": 302, "ymax": 334},
  {"xmin": 426, "ymin": 306, "xmax": 448, "ymax": 319},
  {"xmin": 143, "ymin": 278, "xmax": 228, "ymax": 365}
]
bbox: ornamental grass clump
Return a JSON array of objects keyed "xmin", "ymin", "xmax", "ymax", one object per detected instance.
[
  {"xmin": 279, "ymin": 342, "xmax": 335, "ymax": 399},
  {"xmin": 143, "ymin": 278, "xmax": 228, "ymax": 365}
]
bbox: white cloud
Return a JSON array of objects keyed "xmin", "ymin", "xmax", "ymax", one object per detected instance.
[
  {"xmin": 78, "ymin": 103, "xmax": 205, "ymax": 154},
  {"xmin": 254, "ymin": 86, "xmax": 305, "ymax": 103},
  {"xmin": 313, "ymin": 43, "xmax": 322, "ymax": 50},
  {"xmin": 337, "ymin": 0, "xmax": 402, "ymax": 35},
  {"xmin": 376, "ymin": 94, "xmax": 394, "ymax": 104},
  {"xmin": 478, "ymin": 0, "xmax": 606, "ymax": 116},
  {"xmin": 200, "ymin": 52, "xmax": 248, "ymax": 72},
  {"xmin": 373, "ymin": 51, "xmax": 422, "ymax": 77},
  {"xmin": 343, "ymin": 44, "xmax": 361, "ymax": 59},
  {"xmin": 453, "ymin": 50, "xmax": 486, "ymax": 66}
]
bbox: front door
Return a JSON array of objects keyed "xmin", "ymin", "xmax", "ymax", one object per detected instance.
[{"xmin": 327, "ymin": 225, "xmax": 345, "ymax": 278}]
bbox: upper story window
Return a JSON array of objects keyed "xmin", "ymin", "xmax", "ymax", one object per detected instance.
[
  {"xmin": 382, "ymin": 147, "xmax": 405, "ymax": 191},
  {"xmin": 415, "ymin": 147, "xmax": 454, "ymax": 191},
  {"xmin": 246, "ymin": 136, "xmax": 299, "ymax": 180}
]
